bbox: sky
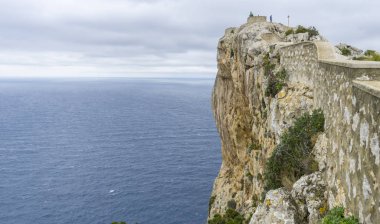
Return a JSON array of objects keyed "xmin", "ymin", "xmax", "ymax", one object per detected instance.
[{"xmin": 0, "ymin": 0, "xmax": 379, "ymax": 78}]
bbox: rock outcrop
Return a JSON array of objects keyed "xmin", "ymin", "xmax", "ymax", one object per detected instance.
[
  {"xmin": 209, "ymin": 19, "xmax": 321, "ymax": 220},
  {"xmin": 209, "ymin": 16, "xmax": 380, "ymax": 224},
  {"xmin": 250, "ymin": 172, "xmax": 326, "ymax": 224}
]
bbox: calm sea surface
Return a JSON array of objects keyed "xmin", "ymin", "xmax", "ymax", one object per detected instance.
[{"xmin": 0, "ymin": 78, "xmax": 221, "ymax": 224}]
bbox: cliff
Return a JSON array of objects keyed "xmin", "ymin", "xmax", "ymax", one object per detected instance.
[{"xmin": 209, "ymin": 17, "xmax": 380, "ymax": 224}]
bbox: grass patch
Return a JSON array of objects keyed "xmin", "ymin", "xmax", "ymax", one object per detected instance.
[
  {"xmin": 208, "ymin": 209, "xmax": 249, "ymax": 224},
  {"xmin": 265, "ymin": 68, "xmax": 288, "ymax": 97},
  {"xmin": 322, "ymin": 206, "xmax": 359, "ymax": 224},
  {"xmin": 263, "ymin": 109, "xmax": 324, "ymax": 191}
]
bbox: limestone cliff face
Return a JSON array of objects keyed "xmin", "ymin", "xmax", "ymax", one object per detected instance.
[
  {"xmin": 210, "ymin": 18, "xmax": 380, "ymax": 224},
  {"xmin": 210, "ymin": 21, "xmax": 315, "ymax": 218}
]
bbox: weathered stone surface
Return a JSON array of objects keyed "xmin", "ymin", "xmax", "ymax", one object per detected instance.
[
  {"xmin": 336, "ymin": 43, "xmax": 363, "ymax": 57},
  {"xmin": 269, "ymin": 84, "xmax": 314, "ymax": 142},
  {"xmin": 210, "ymin": 16, "xmax": 380, "ymax": 224},
  {"xmin": 286, "ymin": 32, "xmax": 309, "ymax": 42},
  {"xmin": 291, "ymin": 172, "xmax": 327, "ymax": 224},
  {"xmin": 312, "ymin": 133, "xmax": 328, "ymax": 171},
  {"xmin": 210, "ymin": 20, "xmax": 289, "ymax": 217},
  {"xmin": 250, "ymin": 188, "xmax": 298, "ymax": 224},
  {"xmin": 249, "ymin": 172, "xmax": 327, "ymax": 224}
]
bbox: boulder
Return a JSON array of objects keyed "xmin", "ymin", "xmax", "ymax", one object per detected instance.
[
  {"xmin": 291, "ymin": 172, "xmax": 327, "ymax": 224},
  {"xmin": 250, "ymin": 188, "xmax": 299, "ymax": 224},
  {"xmin": 249, "ymin": 172, "xmax": 327, "ymax": 224}
]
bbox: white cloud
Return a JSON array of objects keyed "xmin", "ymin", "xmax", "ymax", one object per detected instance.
[{"xmin": 0, "ymin": 0, "xmax": 379, "ymax": 77}]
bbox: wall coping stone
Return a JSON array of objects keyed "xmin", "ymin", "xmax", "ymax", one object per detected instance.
[
  {"xmin": 319, "ymin": 59, "xmax": 380, "ymax": 69},
  {"xmin": 280, "ymin": 41, "xmax": 380, "ymax": 68},
  {"xmin": 353, "ymin": 80, "xmax": 380, "ymax": 98}
]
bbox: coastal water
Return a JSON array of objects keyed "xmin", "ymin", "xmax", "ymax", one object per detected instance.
[{"xmin": 0, "ymin": 78, "xmax": 221, "ymax": 224}]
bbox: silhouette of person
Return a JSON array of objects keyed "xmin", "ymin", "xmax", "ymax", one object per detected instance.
[{"xmin": 270, "ymin": 15, "xmax": 272, "ymax": 22}]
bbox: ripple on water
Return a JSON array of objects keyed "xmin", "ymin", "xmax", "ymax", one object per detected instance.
[{"xmin": 0, "ymin": 78, "xmax": 221, "ymax": 224}]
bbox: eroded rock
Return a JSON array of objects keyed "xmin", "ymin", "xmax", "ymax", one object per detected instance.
[
  {"xmin": 250, "ymin": 172, "xmax": 327, "ymax": 224},
  {"xmin": 250, "ymin": 188, "xmax": 298, "ymax": 224}
]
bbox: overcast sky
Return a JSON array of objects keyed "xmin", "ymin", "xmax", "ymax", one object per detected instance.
[{"xmin": 0, "ymin": 0, "xmax": 379, "ymax": 77}]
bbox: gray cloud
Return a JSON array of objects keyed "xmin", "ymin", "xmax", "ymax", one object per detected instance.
[{"xmin": 0, "ymin": 0, "xmax": 379, "ymax": 77}]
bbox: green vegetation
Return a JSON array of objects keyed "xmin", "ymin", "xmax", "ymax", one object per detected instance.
[
  {"xmin": 208, "ymin": 209, "xmax": 250, "ymax": 224},
  {"xmin": 263, "ymin": 53, "xmax": 287, "ymax": 97},
  {"xmin": 354, "ymin": 49, "xmax": 380, "ymax": 61},
  {"xmin": 209, "ymin": 195, "xmax": 216, "ymax": 214},
  {"xmin": 340, "ymin": 47, "xmax": 352, "ymax": 56},
  {"xmin": 112, "ymin": 222, "xmax": 127, "ymax": 224},
  {"xmin": 251, "ymin": 194, "xmax": 259, "ymax": 207},
  {"xmin": 245, "ymin": 171, "xmax": 253, "ymax": 180},
  {"xmin": 227, "ymin": 199, "xmax": 237, "ymax": 209},
  {"xmin": 294, "ymin": 25, "xmax": 319, "ymax": 37},
  {"xmin": 263, "ymin": 109, "xmax": 325, "ymax": 191},
  {"xmin": 322, "ymin": 206, "xmax": 359, "ymax": 224},
  {"xmin": 265, "ymin": 68, "xmax": 288, "ymax": 97},
  {"xmin": 248, "ymin": 141, "xmax": 262, "ymax": 153},
  {"xmin": 285, "ymin": 26, "xmax": 319, "ymax": 37},
  {"xmin": 263, "ymin": 53, "xmax": 276, "ymax": 77},
  {"xmin": 285, "ymin": 29, "xmax": 294, "ymax": 36}
]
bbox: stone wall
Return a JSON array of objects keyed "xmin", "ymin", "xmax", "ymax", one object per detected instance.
[
  {"xmin": 247, "ymin": 16, "xmax": 267, "ymax": 24},
  {"xmin": 279, "ymin": 41, "xmax": 380, "ymax": 223}
]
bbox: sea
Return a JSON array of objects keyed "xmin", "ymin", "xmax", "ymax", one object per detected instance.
[{"xmin": 0, "ymin": 78, "xmax": 221, "ymax": 224}]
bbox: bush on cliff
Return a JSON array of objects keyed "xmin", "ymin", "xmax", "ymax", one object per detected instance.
[
  {"xmin": 263, "ymin": 53, "xmax": 275, "ymax": 77},
  {"xmin": 265, "ymin": 68, "xmax": 288, "ymax": 97},
  {"xmin": 208, "ymin": 208, "xmax": 249, "ymax": 224},
  {"xmin": 285, "ymin": 29, "xmax": 294, "ymax": 36},
  {"xmin": 263, "ymin": 109, "xmax": 325, "ymax": 191},
  {"xmin": 354, "ymin": 49, "xmax": 380, "ymax": 61},
  {"xmin": 340, "ymin": 47, "xmax": 352, "ymax": 56},
  {"xmin": 322, "ymin": 206, "xmax": 359, "ymax": 224},
  {"xmin": 295, "ymin": 25, "xmax": 319, "ymax": 37},
  {"xmin": 209, "ymin": 196, "xmax": 216, "ymax": 214}
]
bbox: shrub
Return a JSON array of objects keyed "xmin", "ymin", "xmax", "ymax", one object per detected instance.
[
  {"xmin": 227, "ymin": 199, "xmax": 237, "ymax": 209},
  {"xmin": 263, "ymin": 53, "xmax": 275, "ymax": 77},
  {"xmin": 341, "ymin": 47, "xmax": 351, "ymax": 56},
  {"xmin": 265, "ymin": 68, "xmax": 288, "ymax": 97},
  {"xmin": 285, "ymin": 29, "xmax": 294, "ymax": 36},
  {"xmin": 248, "ymin": 141, "xmax": 262, "ymax": 153},
  {"xmin": 208, "ymin": 208, "xmax": 249, "ymax": 224},
  {"xmin": 322, "ymin": 206, "xmax": 359, "ymax": 224},
  {"xmin": 366, "ymin": 50, "xmax": 380, "ymax": 61},
  {"xmin": 245, "ymin": 172, "xmax": 253, "ymax": 180},
  {"xmin": 209, "ymin": 196, "xmax": 216, "ymax": 214},
  {"xmin": 263, "ymin": 109, "xmax": 325, "ymax": 191},
  {"xmin": 295, "ymin": 25, "xmax": 308, "ymax": 34},
  {"xmin": 354, "ymin": 49, "xmax": 380, "ymax": 61},
  {"xmin": 295, "ymin": 25, "xmax": 319, "ymax": 37},
  {"xmin": 373, "ymin": 53, "xmax": 380, "ymax": 61},
  {"xmin": 364, "ymin": 49, "xmax": 376, "ymax": 56}
]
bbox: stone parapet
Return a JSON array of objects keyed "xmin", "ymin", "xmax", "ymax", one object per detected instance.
[
  {"xmin": 247, "ymin": 16, "xmax": 267, "ymax": 24},
  {"xmin": 279, "ymin": 40, "xmax": 380, "ymax": 223}
]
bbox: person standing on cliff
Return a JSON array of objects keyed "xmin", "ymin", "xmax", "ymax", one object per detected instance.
[{"xmin": 270, "ymin": 15, "xmax": 272, "ymax": 22}]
